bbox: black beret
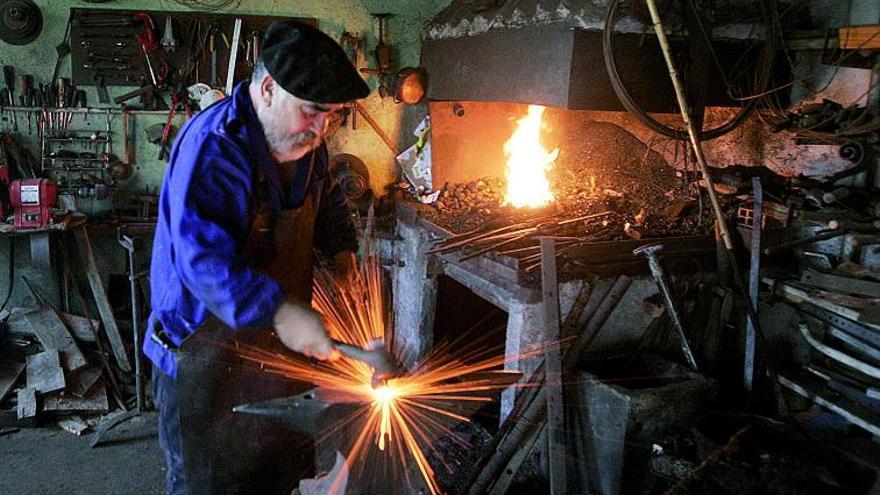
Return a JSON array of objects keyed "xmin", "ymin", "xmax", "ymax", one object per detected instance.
[{"xmin": 260, "ymin": 20, "xmax": 370, "ymax": 103}]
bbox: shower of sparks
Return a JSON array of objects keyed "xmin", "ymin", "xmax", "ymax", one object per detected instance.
[{"xmin": 230, "ymin": 253, "xmax": 552, "ymax": 494}]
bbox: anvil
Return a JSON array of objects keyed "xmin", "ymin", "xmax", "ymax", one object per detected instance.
[{"xmin": 233, "ymin": 387, "xmax": 364, "ymax": 435}]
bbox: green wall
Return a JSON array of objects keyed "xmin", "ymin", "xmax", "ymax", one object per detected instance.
[
  {"xmin": 0, "ymin": 0, "xmax": 450, "ymax": 312},
  {"xmin": 0, "ymin": 0, "xmax": 452, "ymax": 212}
]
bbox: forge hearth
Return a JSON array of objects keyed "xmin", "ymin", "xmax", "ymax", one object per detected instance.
[
  {"xmin": 392, "ymin": 102, "xmax": 724, "ymax": 423},
  {"xmin": 389, "ymin": 200, "xmax": 719, "ymax": 421},
  {"xmin": 424, "ymin": 101, "xmax": 726, "ymax": 252}
]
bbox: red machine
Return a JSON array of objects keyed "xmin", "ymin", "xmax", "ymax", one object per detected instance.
[
  {"xmin": 0, "ymin": 159, "xmax": 8, "ymax": 220},
  {"xmin": 10, "ymin": 179, "xmax": 57, "ymax": 228}
]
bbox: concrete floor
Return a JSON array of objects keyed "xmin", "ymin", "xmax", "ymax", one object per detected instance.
[{"xmin": 0, "ymin": 412, "xmax": 166, "ymax": 495}]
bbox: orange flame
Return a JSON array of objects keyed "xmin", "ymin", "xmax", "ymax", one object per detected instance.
[{"xmin": 503, "ymin": 105, "xmax": 558, "ymax": 208}]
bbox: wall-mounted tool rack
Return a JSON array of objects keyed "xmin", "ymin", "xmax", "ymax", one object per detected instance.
[
  {"xmin": 38, "ymin": 110, "xmax": 127, "ymax": 196},
  {"xmin": 70, "ymin": 8, "xmax": 316, "ymax": 91}
]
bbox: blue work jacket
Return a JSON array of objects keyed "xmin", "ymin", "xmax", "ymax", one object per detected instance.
[{"xmin": 145, "ymin": 82, "xmax": 356, "ymax": 377}]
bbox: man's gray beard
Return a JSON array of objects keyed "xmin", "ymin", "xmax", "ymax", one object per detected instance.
[{"xmin": 267, "ymin": 130, "xmax": 319, "ymax": 157}]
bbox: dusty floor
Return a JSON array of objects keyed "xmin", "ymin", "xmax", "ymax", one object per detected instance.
[{"xmin": 0, "ymin": 412, "xmax": 165, "ymax": 495}]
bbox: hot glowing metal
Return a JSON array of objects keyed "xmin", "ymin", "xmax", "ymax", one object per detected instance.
[{"xmin": 231, "ymin": 254, "xmax": 545, "ymax": 494}]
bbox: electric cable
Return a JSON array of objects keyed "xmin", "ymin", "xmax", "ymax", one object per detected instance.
[
  {"xmin": 0, "ymin": 238, "xmax": 15, "ymax": 314},
  {"xmin": 168, "ymin": 0, "xmax": 240, "ymax": 12},
  {"xmin": 603, "ymin": 0, "xmax": 776, "ymax": 140}
]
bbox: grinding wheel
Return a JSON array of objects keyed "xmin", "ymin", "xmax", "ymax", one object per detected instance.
[{"xmin": 0, "ymin": 0, "xmax": 42, "ymax": 46}]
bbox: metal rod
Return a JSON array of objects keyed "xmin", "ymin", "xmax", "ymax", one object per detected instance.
[
  {"xmin": 540, "ymin": 238, "xmax": 567, "ymax": 495},
  {"xmin": 745, "ymin": 177, "xmax": 762, "ymax": 392},
  {"xmin": 458, "ymin": 232, "xmax": 532, "ymax": 261},
  {"xmin": 225, "ymin": 19, "xmax": 243, "ymax": 95},
  {"xmin": 3, "ymin": 105, "xmax": 182, "ymax": 116},
  {"xmin": 429, "ymin": 212, "xmax": 611, "ymax": 255},
  {"xmin": 762, "ymin": 228, "xmax": 851, "ymax": 256},
  {"xmin": 118, "ymin": 232, "xmax": 145, "ymax": 412}
]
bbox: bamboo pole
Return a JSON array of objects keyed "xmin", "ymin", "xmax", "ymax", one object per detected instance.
[{"xmin": 644, "ymin": 0, "xmax": 786, "ymax": 413}]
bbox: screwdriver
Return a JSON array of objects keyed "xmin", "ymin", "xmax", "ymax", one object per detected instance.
[
  {"xmin": 35, "ymin": 84, "xmax": 44, "ymax": 140},
  {"xmin": 0, "ymin": 88, "xmax": 8, "ymax": 130},
  {"xmin": 18, "ymin": 75, "xmax": 32, "ymax": 133},
  {"xmin": 39, "ymin": 83, "xmax": 50, "ymax": 136},
  {"xmin": 2, "ymin": 66, "xmax": 18, "ymax": 131},
  {"xmin": 57, "ymin": 78, "xmax": 69, "ymax": 135},
  {"xmin": 78, "ymin": 89, "xmax": 88, "ymax": 123},
  {"xmin": 27, "ymin": 77, "xmax": 35, "ymax": 122},
  {"xmin": 67, "ymin": 87, "xmax": 79, "ymax": 130},
  {"xmin": 49, "ymin": 82, "xmax": 58, "ymax": 135}
]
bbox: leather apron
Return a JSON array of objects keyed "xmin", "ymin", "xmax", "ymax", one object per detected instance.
[{"xmin": 176, "ymin": 162, "xmax": 323, "ymax": 495}]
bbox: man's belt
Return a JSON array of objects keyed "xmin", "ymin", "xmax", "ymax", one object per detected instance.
[{"xmin": 150, "ymin": 319, "xmax": 179, "ymax": 353}]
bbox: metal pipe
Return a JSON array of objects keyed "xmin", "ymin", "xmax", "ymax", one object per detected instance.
[
  {"xmin": 540, "ymin": 238, "xmax": 567, "ymax": 495},
  {"xmin": 745, "ymin": 177, "xmax": 762, "ymax": 392},
  {"xmin": 118, "ymin": 232, "xmax": 144, "ymax": 412}
]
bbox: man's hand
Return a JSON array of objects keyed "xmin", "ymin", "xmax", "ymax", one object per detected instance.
[{"xmin": 273, "ymin": 301, "xmax": 340, "ymax": 361}]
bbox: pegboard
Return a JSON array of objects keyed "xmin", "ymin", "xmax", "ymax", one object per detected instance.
[{"xmin": 70, "ymin": 8, "xmax": 317, "ymax": 89}]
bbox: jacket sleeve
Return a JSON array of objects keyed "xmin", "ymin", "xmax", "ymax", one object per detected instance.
[
  {"xmin": 168, "ymin": 133, "xmax": 284, "ymax": 329},
  {"xmin": 313, "ymin": 146, "xmax": 358, "ymax": 258}
]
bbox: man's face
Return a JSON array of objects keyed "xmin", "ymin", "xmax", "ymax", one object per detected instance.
[{"xmin": 256, "ymin": 79, "xmax": 344, "ymax": 163}]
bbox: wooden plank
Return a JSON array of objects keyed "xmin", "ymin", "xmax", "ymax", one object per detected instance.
[
  {"xmin": 576, "ymin": 278, "xmax": 614, "ymax": 328},
  {"xmin": 802, "ymin": 269, "xmax": 880, "ymax": 298},
  {"xmin": 57, "ymin": 416, "xmax": 90, "ymax": 436},
  {"xmin": 67, "ymin": 366, "xmax": 103, "ymax": 398},
  {"xmin": 0, "ymin": 359, "xmax": 26, "ymax": 403},
  {"xmin": 43, "ymin": 381, "xmax": 109, "ymax": 414},
  {"xmin": 16, "ymin": 387, "xmax": 37, "ymax": 420},
  {"xmin": 72, "ymin": 228, "xmax": 131, "ymax": 372},
  {"xmin": 23, "ymin": 307, "xmax": 87, "ymax": 372},
  {"xmin": 6, "ymin": 307, "xmax": 35, "ymax": 336},
  {"xmin": 839, "ymin": 25, "xmax": 880, "ymax": 50},
  {"xmin": 7, "ymin": 307, "xmax": 98, "ymax": 343},
  {"xmin": 539, "ymin": 238, "xmax": 567, "ymax": 495},
  {"xmin": 768, "ymin": 278, "xmax": 875, "ymax": 324},
  {"xmin": 58, "ymin": 312, "xmax": 99, "ymax": 343},
  {"xmin": 26, "ymin": 350, "xmax": 66, "ymax": 393}
]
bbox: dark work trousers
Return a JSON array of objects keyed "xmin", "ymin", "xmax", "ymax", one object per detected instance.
[{"xmin": 153, "ymin": 366, "xmax": 187, "ymax": 495}]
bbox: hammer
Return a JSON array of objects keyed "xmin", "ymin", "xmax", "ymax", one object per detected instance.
[
  {"xmin": 332, "ymin": 339, "xmax": 400, "ymax": 388},
  {"xmin": 633, "ymin": 243, "xmax": 699, "ymax": 371}
]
